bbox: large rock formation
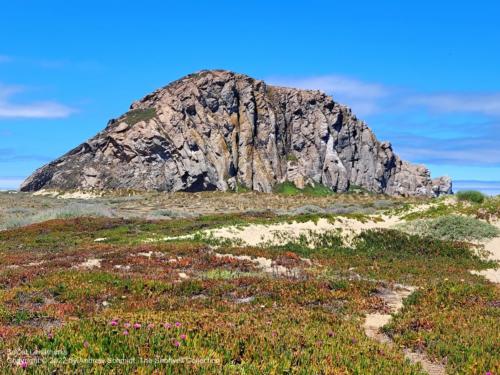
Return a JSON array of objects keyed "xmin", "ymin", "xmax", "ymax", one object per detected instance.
[{"xmin": 21, "ymin": 70, "xmax": 451, "ymax": 196}]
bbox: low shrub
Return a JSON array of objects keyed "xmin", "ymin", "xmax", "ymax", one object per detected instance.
[
  {"xmin": 399, "ymin": 215, "xmax": 499, "ymax": 242},
  {"xmin": 121, "ymin": 108, "xmax": 157, "ymax": 125},
  {"xmin": 456, "ymin": 190, "xmax": 486, "ymax": 204},
  {"xmin": 273, "ymin": 182, "xmax": 333, "ymax": 197},
  {"xmin": 353, "ymin": 229, "xmax": 476, "ymax": 259}
]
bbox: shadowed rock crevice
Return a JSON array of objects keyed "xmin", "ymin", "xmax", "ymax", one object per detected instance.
[{"xmin": 21, "ymin": 69, "xmax": 452, "ymax": 196}]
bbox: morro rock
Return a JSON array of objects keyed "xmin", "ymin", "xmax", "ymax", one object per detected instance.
[{"xmin": 21, "ymin": 70, "xmax": 451, "ymax": 196}]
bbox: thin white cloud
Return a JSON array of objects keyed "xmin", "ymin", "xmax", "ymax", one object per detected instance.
[
  {"xmin": 398, "ymin": 146, "xmax": 500, "ymax": 166},
  {"xmin": 267, "ymin": 75, "xmax": 392, "ymax": 116},
  {"xmin": 267, "ymin": 74, "xmax": 500, "ymax": 118},
  {"xmin": 0, "ymin": 84, "xmax": 75, "ymax": 119},
  {"xmin": 388, "ymin": 132, "xmax": 500, "ymax": 167},
  {"xmin": 406, "ymin": 93, "xmax": 500, "ymax": 116},
  {"xmin": 268, "ymin": 75, "xmax": 390, "ymax": 99},
  {"xmin": 0, "ymin": 84, "xmax": 24, "ymax": 99},
  {"xmin": 0, "ymin": 101, "xmax": 74, "ymax": 118}
]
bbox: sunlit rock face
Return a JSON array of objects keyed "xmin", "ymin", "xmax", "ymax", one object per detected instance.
[{"xmin": 21, "ymin": 70, "xmax": 451, "ymax": 196}]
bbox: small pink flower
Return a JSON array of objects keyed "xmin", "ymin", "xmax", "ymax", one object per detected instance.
[
  {"xmin": 47, "ymin": 332, "xmax": 54, "ymax": 340},
  {"xmin": 485, "ymin": 372, "xmax": 492, "ymax": 375},
  {"xmin": 173, "ymin": 340, "xmax": 180, "ymax": 347},
  {"xmin": 271, "ymin": 331, "xmax": 277, "ymax": 337},
  {"xmin": 163, "ymin": 323, "xmax": 172, "ymax": 329},
  {"xmin": 327, "ymin": 330, "xmax": 335, "ymax": 337},
  {"xmin": 123, "ymin": 322, "xmax": 131, "ymax": 328},
  {"xmin": 180, "ymin": 334, "xmax": 187, "ymax": 340},
  {"xmin": 175, "ymin": 322, "xmax": 181, "ymax": 327},
  {"xmin": 133, "ymin": 323, "xmax": 141, "ymax": 329},
  {"xmin": 83, "ymin": 341, "xmax": 89, "ymax": 348},
  {"xmin": 123, "ymin": 330, "xmax": 129, "ymax": 335},
  {"xmin": 147, "ymin": 323, "xmax": 155, "ymax": 329},
  {"xmin": 109, "ymin": 320, "xmax": 118, "ymax": 327},
  {"xmin": 19, "ymin": 358, "xmax": 28, "ymax": 369}
]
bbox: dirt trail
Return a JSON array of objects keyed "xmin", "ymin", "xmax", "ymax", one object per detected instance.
[
  {"xmin": 363, "ymin": 285, "xmax": 446, "ymax": 375},
  {"xmin": 470, "ymin": 221, "xmax": 500, "ymax": 283}
]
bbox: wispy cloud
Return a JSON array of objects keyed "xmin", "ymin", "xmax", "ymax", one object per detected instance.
[
  {"xmin": 0, "ymin": 84, "xmax": 75, "ymax": 119},
  {"xmin": 0, "ymin": 148, "xmax": 52, "ymax": 163},
  {"xmin": 268, "ymin": 75, "xmax": 391, "ymax": 116},
  {"xmin": 405, "ymin": 93, "xmax": 500, "ymax": 116},
  {"xmin": 268, "ymin": 75, "xmax": 390, "ymax": 99},
  {"xmin": 0, "ymin": 55, "xmax": 102, "ymax": 71},
  {"xmin": 0, "ymin": 102, "xmax": 75, "ymax": 119},
  {"xmin": 267, "ymin": 74, "xmax": 500, "ymax": 118},
  {"xmin": 389, "ymin": 133, "xmax": 500, "ymax": 167}
]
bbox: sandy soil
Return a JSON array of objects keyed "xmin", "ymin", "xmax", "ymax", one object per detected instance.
[
  {"xmin": 153, "ymin": 201, "xmax": 441, "ymax": 248},
  {"xmin": 200, "ymin": 215, "xmax": 403, "ymax": 246},
  {"xmin": 214, "ymin": 252, "xmax": 299, "ymax": 276},
  {"xmin": 470, "ymin": 221, "xmax": 500, "ymax": 283},
  {"xmin": 32, "ymin": 190, "xmax": 102, "ymax": 200},
  {"xmin": 77, "ymin": 258, "xmax": 102, "ymax": 269}
]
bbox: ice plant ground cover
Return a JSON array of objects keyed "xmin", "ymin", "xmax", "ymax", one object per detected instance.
[{"xmin": 0, "ymin": 191, "xmax": 498, "ymax": 373}]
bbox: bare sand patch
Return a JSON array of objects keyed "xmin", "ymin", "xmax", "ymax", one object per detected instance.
[
  {"xmin": 471, "ymin": 221, "xmax": 500, "ymax": 283},
  {"xmin": 203, "ymin": 215, "xmax": 402, "ymax": 247},
  {"xmin": 57, "ymin": 191, "xmax": 102, "ymax": 200},
  {"xmin": 32, "ymin": 190, "xmax": 102, "ymax": 200},
  {"xmin": 32, "ymin": 190, "xmax": 59, "ymax": 197},
  {"xmin": 156, "ymin": 201, "xmax": 439, "ymax": 247},
  {"xmin": 214, "ymin": 252, "xmax": 299, "ymax": 277},
  {"xmin": 77, "ymin": 258, "xmax": 102, "ymax": 269}
]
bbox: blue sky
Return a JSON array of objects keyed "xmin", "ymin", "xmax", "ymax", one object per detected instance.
[{"xmin": 1, "ymin": 0, "xmax": 499, "ymax": 191}]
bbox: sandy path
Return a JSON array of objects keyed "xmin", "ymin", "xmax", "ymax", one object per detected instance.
[
  {"xmin": 470, "ymin": 222, "xmax": 500, "ymax": 283},
  {"xmin": 363, "ymin": 285, "xmax": 446, "ymax": 375}
]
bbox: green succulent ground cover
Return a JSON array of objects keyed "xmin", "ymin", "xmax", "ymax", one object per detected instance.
[{"xmin": 0, "ymin": 195, "xmax": 498, "ymax": 374}]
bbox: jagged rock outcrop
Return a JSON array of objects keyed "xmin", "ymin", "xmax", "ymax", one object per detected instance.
[{"xmin": 20, "ymin": 70, "xmax": 452, "ymax": 196}]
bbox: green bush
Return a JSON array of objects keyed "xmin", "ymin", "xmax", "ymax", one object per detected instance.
[
  {"xmin": 273, "ymin": 181, "xmax": 333, "ymax": 197},
  {"xmin": 456, "ymin": 190, "xmax": 486, "ymax": 204},
  {"xmin": 303, "ymin": 184, "xmax": 334, "ymax": 197},
  {"xmin": 273, "ymin": 181, "xmax": 302, "ymax": 195},
  {"xmin": 121, "ymin": 108, "xmax": 157, "ymax": 125},
  {"xmin": 399, "ymin": 215, "xmax": 499, "ymax": 242},
  {"xmin": 353, "ymin": 229, "xmax": 476, "ymax": 259},
  {"xmin": 347, "ymin": 184, "xmax": 371, "ymax": 194}
]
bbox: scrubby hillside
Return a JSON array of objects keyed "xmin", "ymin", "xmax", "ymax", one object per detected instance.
[{"xmin": 0, "ymin": 191, "xmax": 498, "ymax": 373}]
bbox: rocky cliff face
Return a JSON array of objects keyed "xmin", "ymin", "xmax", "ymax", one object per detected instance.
[{"xmin": 20, "ymin": 70, "xmax": 451, "ymax": 196}]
